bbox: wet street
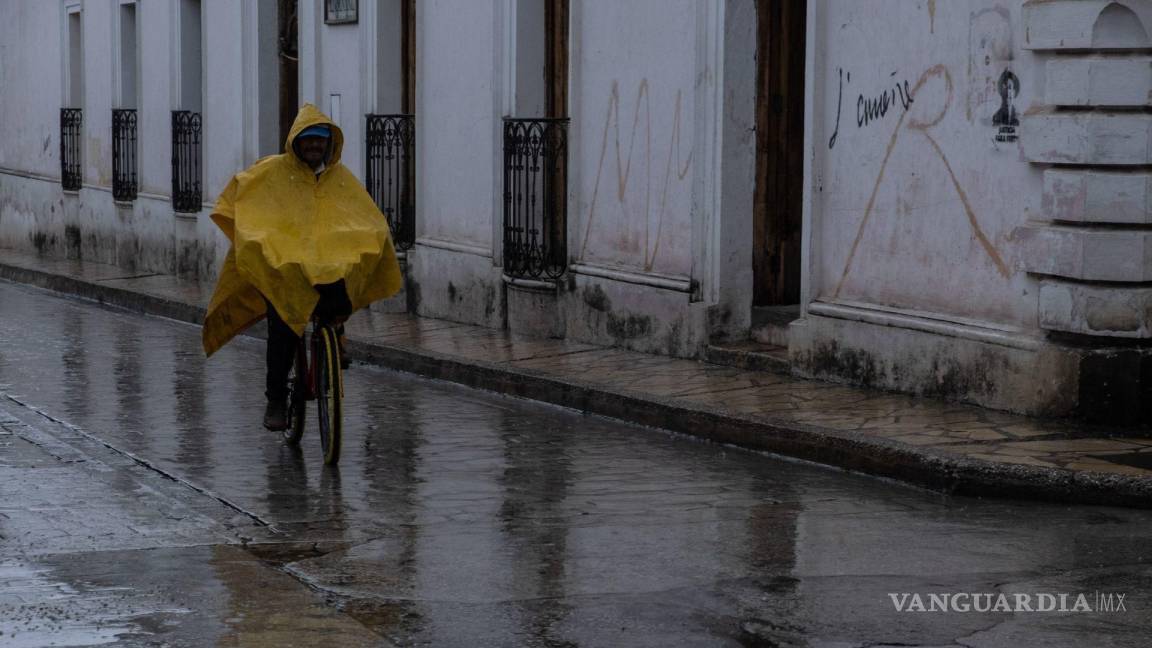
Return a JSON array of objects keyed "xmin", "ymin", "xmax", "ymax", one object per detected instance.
[{"xmin": 1, "ymin": 279, "xmax": 1151, "ymax": 647}]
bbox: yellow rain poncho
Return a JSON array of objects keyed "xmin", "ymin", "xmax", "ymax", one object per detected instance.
[{"xmin": 202, "ymin": 104, "xmax": 402, "ymax": 356}]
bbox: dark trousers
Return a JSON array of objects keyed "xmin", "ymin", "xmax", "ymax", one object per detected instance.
[{"xmin": 265, "ymin": 281, "xmax": 352, "ymax": 401}]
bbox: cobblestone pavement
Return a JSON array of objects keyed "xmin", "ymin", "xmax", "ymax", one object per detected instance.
[
  {"xmin": 0, "ymin": 378, "xmax": 389, "ymax": 646},
  {"xmin": 2, "ymin": 281, "xmax": 1152, "ymax": 646},
  {"xmin": 344, "ymin": 310, "xmax": 1152, "ymax": 477},
  {"xmin": 3, "ymin": 248, "xmax": 1151, "ymax": 506}
]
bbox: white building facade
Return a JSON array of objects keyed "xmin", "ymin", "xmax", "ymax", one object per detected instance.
[{"xmin": 2, "ymin": 0, "xmax": 1151, "ymax": 424}]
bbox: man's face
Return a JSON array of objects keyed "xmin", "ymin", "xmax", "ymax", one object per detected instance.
[{"xmin": 297, "ymin": 135, "xmax": 328, "ymax": 169}]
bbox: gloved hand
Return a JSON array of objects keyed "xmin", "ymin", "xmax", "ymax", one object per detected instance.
[{"xmin": 314, "ymin": 280, "xmax": 353, "ymax": 325}]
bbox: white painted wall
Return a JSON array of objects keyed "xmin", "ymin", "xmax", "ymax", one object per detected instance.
[
  {"xmin": 115, "ymin": 2, "xmax": 139, "ymax": 109},
  {"xmin": 137, "ymin": 2, "xmax": 171, "ymax": 196},
  {"xmin": 515, "ymin": 0, "xmax": 546, "ymax": 117},
  {"xmin": 0, "ymin": 0, "xmax": 61, "ymax": 179},
  {"xmin": 809, "ymin": 0, "xmax": 1042, "ymax": 329},
  {"xmin": 67, "ymin": 9, "xmax": 84, "ymax": 109},
  {"xmin": 298, "ymin": 0, "xmax": 409, "ymax": 184},
  {"xmin": 178, "ymin": 0, "xmax": 203, "ymax": 113},
  {"xmin": 82, "ymin": 0, "xmax": 112, "ymax": 187},
  {"xmin": 239, "ymin": 0, "xmax": 280, "ymax": 163},
  {"xmin": 202, "ymin": 1, "xmax": 246, "ymax": 200},
  {"xmin": 570, "ymin": 0, "xmax": 697, "ymax": 280},
  {"xmin": 0, "ymin": 0, "xmax": 256, "ymax": 275},
  {"xmin": 0, "ymin": 0, "xmax": 1079, "ymax": 356},
  {"xmin": 714, "ymin": 0, "xmax": 757, "ymax": 334},
  {"xmin": 315, "ymin": 2, "xmax": 365, "ymax": 181},
  {"xmin": 375, "ymin": 0, "xmax": 406, "ymax": 113},
  {"xmin": 418, "ymin": 0, "xmax": 503, "ymax": 249}
]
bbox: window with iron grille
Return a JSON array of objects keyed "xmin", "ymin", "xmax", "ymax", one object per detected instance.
[
  {"xmin": 60, "ymin": 108, "xmax": 83, "ymax": 191},
  {"xmin": 365, "ymin": 114, "xmax": 415, "ymax": 251},
  {"xmin": 171, "ymin": 111, "xmax": 202, "ymax": 213},
  {"xmin": 112, "ymin": 109, "xmax": 138, "ymax": 201},
  {"xmin": 324, "ymin": 0, "xmax": 357, "ymax": 24},
  {"xmin": 502, "ymin": 118, "xmax": 568, "ymax": 280}
]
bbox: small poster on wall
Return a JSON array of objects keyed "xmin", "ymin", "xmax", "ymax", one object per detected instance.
[
  {"xmin": 992, "ymin": 69, "xmax": 1020, "ymax": 143},
  {"xmin": 325, "ymin": 0, "xmax": 358, "ymax": 25}
]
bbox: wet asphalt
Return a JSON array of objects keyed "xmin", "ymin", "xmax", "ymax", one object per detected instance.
[{"xmin": 1, "ymin": 279, "xmax": 1151, "ymax": 647}]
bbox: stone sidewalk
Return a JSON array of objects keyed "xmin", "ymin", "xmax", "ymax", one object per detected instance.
[{"xmin": 3, "ymin": 247, "xmax": 1152, "ymax": 507}]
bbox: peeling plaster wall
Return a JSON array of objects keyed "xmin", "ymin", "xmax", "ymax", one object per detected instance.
[{"xmin": 811, "ymin": 0, "xmax": 1041, "ymax": 329}]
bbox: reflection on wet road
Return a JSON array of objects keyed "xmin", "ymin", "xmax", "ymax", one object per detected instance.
[{"xmin": 2, "ymin": 280, "xmax": 1151, "ymax": 647}]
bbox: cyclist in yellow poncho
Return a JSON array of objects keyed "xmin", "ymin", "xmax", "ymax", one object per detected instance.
[{"xmin": 202, "ymin": 104, "xmax": 402, "ymax": 430}]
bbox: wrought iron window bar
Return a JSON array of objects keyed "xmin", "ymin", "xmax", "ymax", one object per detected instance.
[
  {"xmin": 502, "ymin": 117, "xmax": 569, "ymax": 280},
  {"xmin": 365, "ymin": 114, "xmax": 415, "ymax": 251},
  {"xmin": 112, "ymin": 109, "xmax": 138, "ymax": 202},
  {"xmin": 171, "ymin": 110, "xmax": 202, "ymax": 213},
  {"xmin": 60, "ymin": 108, "xmax": 83, "ymax": 191}
]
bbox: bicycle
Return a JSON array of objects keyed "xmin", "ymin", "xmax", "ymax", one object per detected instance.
[{"xmin": 281, "ymin": 317, "xmax": 343, "ymax": 465}]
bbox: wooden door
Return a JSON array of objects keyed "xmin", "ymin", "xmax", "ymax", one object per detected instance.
[
  {"xmin": 753, "ymin": 0, "xmax": 806, "ymax": 306},
  {"xmin": 545, "ymin": 0, "xmax": 568, "ymax": 119},
  {"xmin": 545, "ymin": 0, "xmax": 569, "ymax": 268},
  {"xmin": 402, "ymin": 0, "xmax": 415, "ymax": 114}
]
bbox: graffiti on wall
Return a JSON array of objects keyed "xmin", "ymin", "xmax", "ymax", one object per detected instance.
[
  {"xmin": 833, "ymin": 6, "xmax": 1020, "ymax": 149},
  {"xmin": 967, "ymin": 5, "xmax": 1021, "ymax": 145},
  {"xmin": 828, "ymin": 68, "xmax": 914, "ymax": 149},
  {"xmin": 833, "ymin": 64, "xmax": 1011, "ymax": 298},
  {"xmin": 828, "ymin": 68, "xmax": 848, "ymax": 149},
  {"xmin": 580, "ymin": 80, "xmax": 693, "ymax": 272},
  {"xmin": 858, "ymin": 75, "xmax": 914, "ymax": 129}
]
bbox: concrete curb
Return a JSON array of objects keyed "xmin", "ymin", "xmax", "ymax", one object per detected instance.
[{"xmin": 3, "ymin": 258, "xmax": 1151, "ymax": 508}]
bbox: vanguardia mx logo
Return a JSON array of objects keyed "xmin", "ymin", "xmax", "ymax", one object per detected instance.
[{"xmin": 888, "ymin": 592, "xmax": 1128, "ymax": 613}]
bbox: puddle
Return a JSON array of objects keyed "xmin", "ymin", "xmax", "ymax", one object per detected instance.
[{"xmin": 0, "ymin": 562, "xmax": 159, "ymax": 647}]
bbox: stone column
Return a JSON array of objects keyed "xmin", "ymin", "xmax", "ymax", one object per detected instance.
[{"xmin": 1018, "ymin": 0, "xmax": 1152, "ymax": 422}]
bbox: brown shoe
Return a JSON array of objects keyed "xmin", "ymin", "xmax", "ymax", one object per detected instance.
[{"xmin": 263, "ymin": 399, "xmax": 288, "ymax": 431}]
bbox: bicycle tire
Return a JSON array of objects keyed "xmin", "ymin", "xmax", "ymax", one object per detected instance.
[
  {"xmin": 315, "ymin": 325, "xmax": 343, "ymax": 465},
  {"xmin": 283, "ymin": 341, "xmax": 307, "ymax": 445}
]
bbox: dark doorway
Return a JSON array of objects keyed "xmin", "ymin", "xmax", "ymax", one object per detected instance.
[
  {"xmin": 545, "ymin": 0, "xmax": 569, "ymax": 120},
  {"xmin": 402, "ymin": 0, "xmax": 415, "ymax": 114},
  {"xmin": 753, "ymin": 0, "xmax": 806, "ymax": 306},
  {"xmin": 278, "ymin": 0, "xmax": 299, "ymax": 146},
  {"xmin": 546, "ymin": 0, "xmax": 569, "ymax": 267}
]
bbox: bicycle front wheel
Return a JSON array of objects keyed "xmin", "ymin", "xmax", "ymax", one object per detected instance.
[{"xmin": 314, "ymin": 325, "xmax": 343, "ymax": 465}]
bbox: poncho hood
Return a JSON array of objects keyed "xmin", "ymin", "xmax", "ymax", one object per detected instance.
[
  {"xmin": 201, "ymin": 104, "xmax": 402, "ymax": 356},
  {"xmin": 286, "ymin": 103, "xmax": 344, "ymax": 168}
]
